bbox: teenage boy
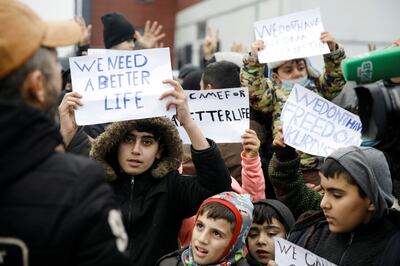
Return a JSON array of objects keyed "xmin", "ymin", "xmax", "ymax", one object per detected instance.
[
  {"xmin": 156, "ymin": 191, "xmax": 254, "ymax": 265},
  {"xmin": 240, "ymin": 32, "xmax": 346, "ymax": 185},
  {"xmin": 90, "ymin": 79, "xmax": 231, "ymax": 265},
  {"xmin": 269, "ymin": 133, "xmax": 399, "ymax": 265},
  {"xmin": 246, "ymin": 199, "xmax": 295, "ymax": 265}
]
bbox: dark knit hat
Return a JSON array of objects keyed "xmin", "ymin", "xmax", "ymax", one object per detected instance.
[
  {"xmin": 101, "ymin": 12, "xmax": 135, "ymax": 49},
  {"xmin": 254, "ymin": 199, "xmax": 296, "ymax": 233}
]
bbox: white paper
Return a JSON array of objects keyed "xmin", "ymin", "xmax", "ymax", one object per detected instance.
[
  {"xmin": 280, "ymin": 84, "xmax": 362, "ymax": 157},
  {"xmin": 69, "ymin": 48, "xmax": 174, "ymax": 125},
  {"xmin": 274, "ymin": 237, "xmax": 337, "ymax": 266},
  {"xmin": 170, "ymin": 88, "xmax": 250, "ymax": 144},
  {"xmin": 254, "ymin": 8, "xmax": 330, "ymax": 63}
]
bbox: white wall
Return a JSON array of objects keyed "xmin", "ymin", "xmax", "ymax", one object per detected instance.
[
  {"xmin": 19, "ymin": 0, "xmax": 77, "ymax": 57},
  {"xmin": 175, "ymin": 0, "xmax": 399, "ymax": 70}
]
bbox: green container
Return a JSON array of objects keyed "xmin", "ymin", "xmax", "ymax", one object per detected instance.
[{"xmin": 341, "ymin": 46, "xmax": 400, "ymax": 83}]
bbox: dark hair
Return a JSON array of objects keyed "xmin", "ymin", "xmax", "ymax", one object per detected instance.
[
  {"xmin": 0, "ymin": 48, "xmax": 54, "ymax": 100},
  {"xmin": 321, "ymin": 158, "xmax": 367, "ymax": 198},
  {"xmin": 202, "ymin": 61, "xmax": 240, "ymax": 89},
  {"xmin": 272, "ymin": 59, "xmax": 306, "ymax": 73},
  {"xmin": 199, "ymin": 202, "xmax": 236, "ymax": 232},
  {"xmin": 252, "ymin": 204, "xmax": 284, "ymax": 226}
]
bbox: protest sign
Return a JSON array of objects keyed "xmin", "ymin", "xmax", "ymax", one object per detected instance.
[
  {"xmin": 274, "ymin": 237, "xmax": 337, "ymax": 266},
  {"xmin": 69, "ymin": 48, "xmax": 174, "ymax": 125},
  {"xmin": 254, "ymin": 8, "xmax": 330, "ymax": 63},
  {"xmin": 170, "ymin": 88, "xmax": 249, "ymax": 144},
  {"xmin": 280, "ymin": 84, "xmax": 362, "ymax": 157}
]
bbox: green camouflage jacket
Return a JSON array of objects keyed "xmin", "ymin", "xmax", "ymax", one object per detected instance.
[{"xmin": 240, "ymin": 46, "xmax": 346, "ymax": 169}]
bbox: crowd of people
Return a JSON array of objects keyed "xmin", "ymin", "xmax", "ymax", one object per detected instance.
[{"xmin": 1, "ymin": 0, "xmax": 400, "ymax": 265}]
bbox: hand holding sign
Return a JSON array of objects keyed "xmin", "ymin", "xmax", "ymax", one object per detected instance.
[
  {"xmin": 160, "ymin": 79, "xmax": 210, "ymax": 150},
  {"xmin": 59, "ymin": 91, "xmax": 83, "ymax": 146},
  {"xmin": 320, "ymin": 31, "xmax": 337, "ymax": 52}
]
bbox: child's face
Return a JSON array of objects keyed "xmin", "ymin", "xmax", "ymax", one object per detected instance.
[
  {"xmin": 273, "ymin": 59, "xmax": 307, "ymax": 82},
  {"xmin": 247, "ymin": 218, "xmax": 286, "ymax": 264},
  {"xmin": 320, "ymin": 173, "xmax": 374, "ymax": 233},
  {"xmin": 117, "ymin": 130, "xmax": 161, "ymax": 176},
  {"xmin": 111, "ymin": 38, "xmax": 135, "ymax": 50},
  {"xmin": 191, "ymin": 212, "xmax": 233, "ymax": 265}
]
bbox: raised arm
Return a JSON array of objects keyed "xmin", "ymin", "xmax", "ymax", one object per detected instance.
[
  {"xmin": 269, "ymin": 130, "xmax": 322, "ymax": 219},
  {"xmin": 318, "ymin": 31, "xmax": 347, "ymax": 100},
  {"xmin": 241, "ymin": 129, "xmax": 266, "ymax": 201},
  {"xmin": 160, "ymin": 79, "xmax": 209, "ymax": 150},
  {"xmin": 240, "ymin": 40, "xmax": 276, "ymax": 114}
]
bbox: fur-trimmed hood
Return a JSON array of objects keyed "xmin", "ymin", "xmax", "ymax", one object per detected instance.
[{"xmin": 90, "ymin": 117, "xmax": 183, "ymax": 181}]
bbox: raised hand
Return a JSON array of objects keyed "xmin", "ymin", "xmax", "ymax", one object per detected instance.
[
  {"xmin": 242, "ymin": 129, "xmax": 261, "ymax": 158},
  {"xmin": 135, "ymin": 20, "xmax": 166, "ymax": 49},
  {"xmin": 58, "ymin": 91, "xmax": 83, "ymax": 146},
  {"xmin": 75, "ymin": 16, "xmax": 92, "ymax": 47},
  {"xmin": 320, "ymin": 31, "xmax": 337, "ymax": 52},
  {"xmin": 250, "ymin": 40, "xmax": 265, "ymax": 57},
  {"xmin": 203, "ymin": 27, "xmax": 219, "ymax": 60}
]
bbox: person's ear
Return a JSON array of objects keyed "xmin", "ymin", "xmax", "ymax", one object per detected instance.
[
  {"xmin": 21, "ymin": 70, "xmax": 46, "ymax": 107},
  {"xmin": 271, "ymin": 72, "xmax": 281, "ymax": 84},
  {"xmin": 367, "ymin": 199, "xmax": 376, "ymax": 212}
]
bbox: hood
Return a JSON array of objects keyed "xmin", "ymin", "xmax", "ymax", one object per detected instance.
[
  {"xmin": 327, "ymin": 146, "xmax": 393, "ymax": 222},
  {"xmin": 182, "ymin": 191, "xmax": 254, "ymax": 265},
  {"xmin": 90, "ymin": 116, "xmax": 183, "ymax": 181},
  {"xmin": 253, "ymin": 199, "xmax": 295, "ymax": 234},
  {"xmin": 0, "ymin": 100, "xmax": 63, "ymax": 189},
  {"xmin": 267, "ymin": 57, "xmax": 320, "ymax": 79}
]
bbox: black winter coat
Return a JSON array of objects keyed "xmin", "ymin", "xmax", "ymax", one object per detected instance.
[
  {"xmin": 90, "ymin": 118, "xmax": 232, "ymax": 266},
  {"xmin": 289, "ymin": 210, "xmax": 398, "ymax": 266},
  {"xmin": 0, "ymin": 101, "xmax": 129, "ymax": 266}
]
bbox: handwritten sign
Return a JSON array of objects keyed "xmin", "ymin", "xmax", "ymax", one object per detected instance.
[
  {"xmin": 170, "ymin": 88, "xmax": 249, "ymax": 144},
  {"xmin": 254, "ymin": 8, "xmax": 330, "ymax": 63},
  {"xmin": 281, "ymin": 84, "xmax": 362, "ymax": 157},
  {"xmin": 274, "ymin": 237, "xmax": 337, "ymax": 266},
  {"xmin": 69, "ymin": 48, "xmax": 174, "ymax": 125}
]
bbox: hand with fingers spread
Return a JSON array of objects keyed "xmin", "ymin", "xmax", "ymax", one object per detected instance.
[
  {"xmin": 250, "ymin": 40, "xmax": 265, "ymax": 58},
  {"xmin": 75, "ymin": 16, "xmax": 92, "ymax": 47},
  {"xmin": 203, "ymin": 27, "xmax": 219, "ymax": 60},
  {"xmin": 159, "ymin": 79, "xmax": 209, "ymax": 150},
  {"xmin": 320, "ymin": 31, "xmax": 337, "ymax": 52},
  {"xmin": 135, "ymin": 20, "xmax": 166, "ymax": 49},
  {"xmin": 59, "ymin": 91, "xmax": 83, "ymax": 147},
  {"xmin": 241, "ymin": 129, "xmax": 261, "ymax": 158}
]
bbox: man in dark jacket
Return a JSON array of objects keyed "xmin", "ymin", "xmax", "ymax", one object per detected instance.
[
  {"xmin": 0, "ymin": 1, "xmax": 130, "ymax": 265},
  {"xmin": 90, "ymin": 79, "xmax": 232, "ymax": 265}
]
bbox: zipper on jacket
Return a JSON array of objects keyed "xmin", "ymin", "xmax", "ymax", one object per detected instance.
[
  {"xmin": 127, "ymin": 176, "xmax": 135, "ymax": 256},
  {"xmin": 128, "ymin": 176, "xmax": 135, "ymax": 227},
  {"xmin": 339, "ymin": 232, "xmax": 354, "ymax": 265}
]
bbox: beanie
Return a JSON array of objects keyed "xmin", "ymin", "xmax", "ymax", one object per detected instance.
[
  {"xmin": 254, "ymin": 199, "xmax": 295, "ymax": 233},
  {"xmin": 101, "ymin": 12, "xmax": 135, "ymax": 49}
]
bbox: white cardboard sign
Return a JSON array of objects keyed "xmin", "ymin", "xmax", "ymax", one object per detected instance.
[
  {"xmin": 170, "ymin": 88, "xmax": 250, "ymax": 144},
  {"xmin": 69, "ymin": 48, "xmax": 174, "ymax": 125},
  {"xmin": 254, "ymin": 8, "xmax": 330, "ymax": 63},
  {"xmin": 280, "ymin": 84, "xmax": 362, "ymax": 157}
]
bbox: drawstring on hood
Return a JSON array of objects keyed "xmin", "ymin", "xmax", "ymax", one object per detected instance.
[
  {"xmin": 182, "ymin": 192, "xmax": 254, "ymax": 265},
  {"xmin": 90, "ymin": 116, "xmax": 183, "ymax": 181}
]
